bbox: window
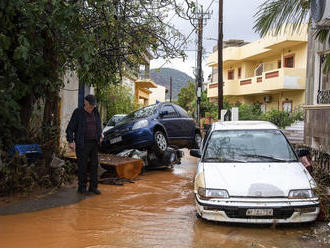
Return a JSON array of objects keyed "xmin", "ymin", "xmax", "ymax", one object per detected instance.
[
  {"xmin": 238, "ymin": 67, "xmax": 241, "ymax": 79},
  {"xmin": 174, "ymin": 105, "xmax": 189, "ymax": 118},
  {"xmin": 317, "ymin": 54, "xmax": 330, "ymax": 104},
  {"xmin": 284, "ymin": 54, "xmax": 295, "ymax": 68},
  {"xmin": 228, "ymin": 70, "xmax": 234, "ymax": 80},
  {"xmin": 278, "ymin": 60, "xmax": 281, "ymax": 69},
  {"xmin": 161, "ymin": 105, "xmax": 178, "ymax": 118},
  {"xmin": 282, "ymin": 100, "xmax": 292, "ymax": 113},
  {"xmin": 320, "ymin": 54, "xmax": 330, "ymax": 90}
]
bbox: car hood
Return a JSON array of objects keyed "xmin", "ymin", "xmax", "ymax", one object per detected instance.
[
  {"xmin": 102, "ymin": 125, "xmax": 114, "ymax": 134},
  {"xmin": 202, "ymin": 162, "xmax": 312, "ymax": 197}
]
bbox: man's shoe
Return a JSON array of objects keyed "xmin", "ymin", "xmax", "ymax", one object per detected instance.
[
  {"xmin": 77, "ymin": 188, "xmax": 87, "ymax": 194},
  {"xmin": 89, "ymin": 188, "xmax": 101, "ymax": 195}
]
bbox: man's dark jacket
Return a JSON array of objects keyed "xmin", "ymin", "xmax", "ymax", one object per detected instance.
[{"xmin": 66, "ymin": 107, "xmax": 102, "ymax": 148}]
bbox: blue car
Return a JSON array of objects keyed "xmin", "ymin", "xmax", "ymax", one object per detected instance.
[{"xmin": 101, "ymin": 103, "xmax": 201, "ymax": 155}]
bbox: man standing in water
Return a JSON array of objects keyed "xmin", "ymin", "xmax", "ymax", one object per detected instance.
[{"xmin": 66, "ymin": 95, "xmax": 102, "ymax": 194}]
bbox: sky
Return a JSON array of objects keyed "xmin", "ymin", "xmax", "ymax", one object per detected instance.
[{"xmin": 151, "ymin": 0, "xmax": 262, "ymax": 79}]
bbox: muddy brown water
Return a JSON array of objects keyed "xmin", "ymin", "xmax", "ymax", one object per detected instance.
[{"xmin": 0, "ymin": 150, "xmax": 326, "ymax": 248}]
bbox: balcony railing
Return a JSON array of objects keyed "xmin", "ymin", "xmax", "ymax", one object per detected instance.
[{"xmin": 317, "ymin": 90, "xmax": 330, "ymax": 104}]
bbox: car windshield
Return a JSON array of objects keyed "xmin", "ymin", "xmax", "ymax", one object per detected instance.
[
  {"xmin": 203, "ymin": 129, "xmax": 297, "ymax": 163},
  {"xmin": 107, "ymin": 115, "xmax": 126, "ymax": 126},
  {"xmin": 121, "ymin": 104, "xmax": 158, "ymax": 122}
]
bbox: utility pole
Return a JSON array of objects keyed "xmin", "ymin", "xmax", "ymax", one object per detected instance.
[
  {"xmin": 196, "ymin": 14, "xmax": 203, "ymax": 125},
  {"xmin": 192, "ymin": 5, "xmax": 211, "ymax": 125},
  {"xmin": 217, "ymin": 0, "xmax": 224, "ymax": 119},
  {"xmin": 170, "ymin": 76, "xmax": 172, "ymax": 102}
]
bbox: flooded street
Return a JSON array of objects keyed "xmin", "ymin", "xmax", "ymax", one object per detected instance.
[{"xmin": 0, "ymin": 150, "xmax": 327, "ymax": 248}]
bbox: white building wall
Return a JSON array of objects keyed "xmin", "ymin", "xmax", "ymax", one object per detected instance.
[{"xmin": 59, "ymin": 71, "xmax": 79, "ymax": 149}]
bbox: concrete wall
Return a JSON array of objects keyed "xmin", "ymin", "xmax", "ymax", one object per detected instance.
[
  {"xmin": 304, "ymin": 25, "xmax": 330, "ymax": 154},
  {"xmin": 59, "ymin": 71, "xmax": 79, "ymax": 149}
]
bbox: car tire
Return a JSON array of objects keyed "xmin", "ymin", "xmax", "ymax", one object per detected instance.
[
  {"xmin": 193, "ymin": 132, "xmax": 202, "ymax": 149},
  {"xmin": 153, "ymin": 130, "xmax": 167, "ymax": 155}
]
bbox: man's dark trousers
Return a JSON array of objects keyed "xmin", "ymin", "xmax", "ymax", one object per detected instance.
[{"xmin": 76, "ymin": 140, "xmax": 99, "ymax": 191}]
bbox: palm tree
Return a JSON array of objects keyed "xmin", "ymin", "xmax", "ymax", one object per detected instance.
[{"xmin": 253, "ymin": 0, "xmax": 330, "ymax": 72}]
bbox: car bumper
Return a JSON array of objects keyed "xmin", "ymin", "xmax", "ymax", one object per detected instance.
[
  {"xmin": 195, "ymin": 195, "xmax": 320, "ymax": 224},
  {"xmin": 102, "ymin": 128, "xmax": 154, "ymax": 154}
]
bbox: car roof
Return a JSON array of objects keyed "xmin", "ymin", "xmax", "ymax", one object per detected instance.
[{"xmin": 211, "ymin": 121, "xmax": 279, "ymax": 131}]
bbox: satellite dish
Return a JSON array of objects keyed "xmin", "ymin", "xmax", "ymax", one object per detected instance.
[{"xmin": 311, "ymin": 0, "xmax": 330, "ymax": 26}]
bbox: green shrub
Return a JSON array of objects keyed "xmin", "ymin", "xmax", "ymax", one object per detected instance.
[
  {"xmin": 290, "ymin": 107, "xmax": 304, "ymax": 121},
  {"xmin": 238, "ymin": 104, "xmax": 263, "ymax": 120},
  {"xmin": 261, "ymin": 110, "xmax": 293, "ymax": 129}
]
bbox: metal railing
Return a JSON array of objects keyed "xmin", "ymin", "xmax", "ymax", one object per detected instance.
[{"xmin": 317, "ymin": 89, "xmax": 330, "ymax": 104}]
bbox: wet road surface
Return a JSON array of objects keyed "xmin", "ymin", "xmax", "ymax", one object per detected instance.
[{"xmin": 0, "ymin": 150, "xmax": 327, "ymax": 248}]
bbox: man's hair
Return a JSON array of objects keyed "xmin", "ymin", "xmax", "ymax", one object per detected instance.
[{"xmin": 85, "ymin": 94, "xmax": 97, "ymax": 106}]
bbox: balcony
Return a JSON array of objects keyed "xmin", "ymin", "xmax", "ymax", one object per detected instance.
[
  {"xmin": 207, "ymin": 68, "xmax": 306, "ymax": 98},
  {"xmin": 317, "ymin": 90, "xmax": 330, "ymax": 104}
]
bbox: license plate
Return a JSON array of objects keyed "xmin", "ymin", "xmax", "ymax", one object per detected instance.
[
  {"xmin": 110, "ymin": 136, "xmax": 122, "ymax": 144},
  {"xmin": 246, "ymin": 209, "xmax": 273, "ymax": 216}
]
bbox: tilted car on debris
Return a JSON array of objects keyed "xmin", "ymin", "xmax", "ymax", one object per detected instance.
[
  {"xmin": 102, "ymin": 114, "xmax": 127, "ymax": 134},
  {"xmin": 101, "ymin": 102, "xmax": 201, "ymax": 155},
  {"xmin": 190, "ymin": 121, "xmax": 320, "ymax": 224}
]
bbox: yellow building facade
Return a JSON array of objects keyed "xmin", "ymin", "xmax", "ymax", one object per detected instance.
[{"xmin": 207, "ymin": 25, "xmax": 308, "ymax": 112}]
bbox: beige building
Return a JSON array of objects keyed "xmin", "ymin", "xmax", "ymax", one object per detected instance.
[
  {"xmin": 207, "ymin": 25, "xmax": 308, "ymax": 113},
  {"xmin": 149, "ymin": 84, "xmax": 166, "ymax": 105}
]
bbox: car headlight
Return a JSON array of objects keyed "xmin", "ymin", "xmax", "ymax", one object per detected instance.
[
  {"xmin": 198, "ymin": 187, "xmax": 229, "ymax": 199},
  {"xmin": 288, "ymin": 189, "xmax": 315, "ymax": 199},
  {"xmin": 132, "ymin": 120, "xmax": 148, "ymax": 130}
]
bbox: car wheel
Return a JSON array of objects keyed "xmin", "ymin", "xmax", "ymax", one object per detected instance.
[
  {"xmin": 193, "ymin": 132, "xmax": 202, "ymax": 149},
  {"xmin": 153, "ymin": 130, "xmax": 167, "ymax": 155}
]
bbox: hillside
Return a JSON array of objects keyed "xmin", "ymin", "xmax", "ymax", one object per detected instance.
[{"xmin": 150, "ymin": 68, "xmax": 194, "ymax": 100}]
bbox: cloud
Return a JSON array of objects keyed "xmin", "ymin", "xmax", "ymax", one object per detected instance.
[{"xmin": 151, "ymin": 0, "xmax": 261, "ymax": 80}]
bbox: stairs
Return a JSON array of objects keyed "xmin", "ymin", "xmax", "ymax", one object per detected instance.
[{"xmin": 282, "ymin": 121, "xmax": 304, "ymax": 144}]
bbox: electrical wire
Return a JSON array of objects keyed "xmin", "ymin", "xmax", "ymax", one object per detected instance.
[{"xmin": 157, "ymin": 0, "xmax": 217, "ymax": 70}]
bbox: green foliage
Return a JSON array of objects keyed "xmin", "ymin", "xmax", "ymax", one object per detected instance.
[
  {"xmin": 200, "ymin": 91, "xmax": 218, "ymax": 119},
  {"xmin": 254, "ymin": 0, "xmax": 310, "ymax": 37},
  {"xmin": 0, "ymin": 0, "xmax": 194, "ymax": 151},
  {"xmin": 177, "ymin": 81, "xmax": 196, "ymax": 116},
  {"xmin": 235, "ymin": 103, "xmax": 304, "ymax": 128},
  {"xmin": 177, "ymin": 81, "xmax": 219, "ymax": 118},
  {"xmin": 238, "ymin": 104, "xmax": 263, "ymax": 121},
  {"xmin": 262, "ymin": 110, "xmax": 292, "ymax": 128},
  {"xmin": 290, "ymin": 107, "xmax": 304, "ymax": 121},
  {"xmin": 99, "ymin": 84, "xmax": 140, "ymax": 120}
]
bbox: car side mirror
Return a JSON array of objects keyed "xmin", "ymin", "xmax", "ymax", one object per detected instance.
[
  {"xmin": 296, "ymin": 148, "xmax": 310, "ymax": 158},
  {"xmin": 159, "ymin": 110, "xmax": 168, "ymax": 117},
  {"xmin": 190, "ymin": 149, "xmax": 201, "ymax": 158}
]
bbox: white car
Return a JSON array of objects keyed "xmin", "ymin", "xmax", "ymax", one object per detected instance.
[
  {"xmin": 190, "ymin": 121, "xmax": 319, "ymax": 224},
  {"xmin": 103, "ymin": 114, "xmax": 127, "ymax": 135}
]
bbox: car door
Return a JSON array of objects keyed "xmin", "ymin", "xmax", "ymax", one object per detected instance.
[
  {"xmin": 158, "ymin": 104, "xmax": 182, "ymax": 141},
  {"xmin": 173, "ymin": 104, "xmax": 195, "ymax": 139}
]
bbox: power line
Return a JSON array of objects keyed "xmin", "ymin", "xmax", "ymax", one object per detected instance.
[
  {"xmin": 157, "ymin": 27, "xmax": 197, "ymax": 69},
  {"xmin": 156, "ymin": 0, "xmax": 216, "ymax": 70}
]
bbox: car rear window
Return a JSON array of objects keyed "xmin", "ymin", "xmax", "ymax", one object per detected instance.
[
  {"xmin": 203, "ymin": 129, "xmax": 297, "ymax": 163},
  {"xmin": 174, "ymin": 105, "xmax": 189, "ymax": 118}
]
